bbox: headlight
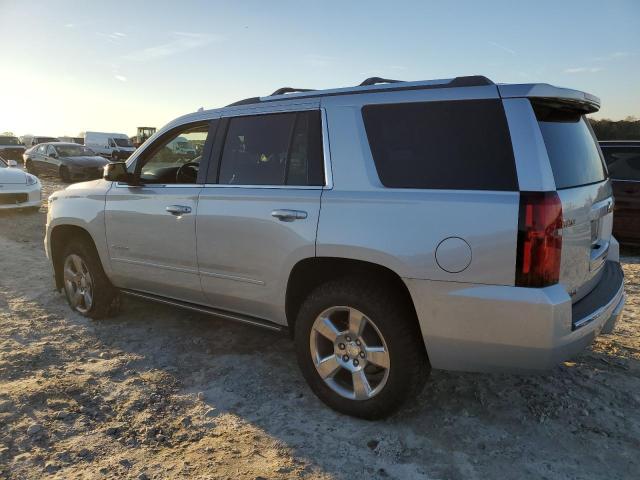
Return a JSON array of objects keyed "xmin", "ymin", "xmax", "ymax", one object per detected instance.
[{"xmin": 26, "ymin": 174, "xmax": 39, "ymax": 185}]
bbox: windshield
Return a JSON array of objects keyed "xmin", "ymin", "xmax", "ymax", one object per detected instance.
[
  {"xmin": 36, "ymin": 137, "xmax": 59, "ymax": 143},
  {"xmin": 114, "ymin": 138, "xmax": 132, "ymax": 147},
  {"xmin": 55, "ymin": 145, "xmax": 96, "ymax": 157},
  {"xmin": 0, "ymin": 136, "xmax": 21, "ymax": 145}
]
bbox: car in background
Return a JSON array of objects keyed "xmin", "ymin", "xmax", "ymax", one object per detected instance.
[
  {"xmin": 0, "ymin": 135, "xmax": 26, "ymax": 164},
  {"xmin": 23, "ymin": 142, "xmax": 110, "ymax": 183},
  {"xmin": 20, "ymin": 135, "xmax": 61, "ymax": 148},
  {"xmin": 600, "ymin": 140, "xmax": 640, "ymax": 246},
  {"xmin": 0, "ymin": 156, "xmax": 41, "ymax": 210},
  {"xmin": 59, "ymin": 136, "xmax": 85, "ymax": 145},
  {"xmin": 84, "ymin": 131, "xmax": 135, "ymax": 160}
]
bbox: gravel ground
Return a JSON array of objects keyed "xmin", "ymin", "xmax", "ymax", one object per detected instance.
[{"xmin": 0, "ymin": 175, "xmax": 639, "ymax": 479}]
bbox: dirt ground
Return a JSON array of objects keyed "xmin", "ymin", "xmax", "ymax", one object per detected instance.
[{"xmin": 1, "ymin": 176, "xmax": 639, "ymax": 480}]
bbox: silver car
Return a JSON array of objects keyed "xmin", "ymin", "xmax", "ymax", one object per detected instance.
[{"xmin": 45, "ymin": 75, "xmax": 625, "ymax": 418}]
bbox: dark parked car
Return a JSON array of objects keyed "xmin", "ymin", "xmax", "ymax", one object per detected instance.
[
  {"xmin": 0, "ymin": 135, "xmax": 26, "ymax": 163},
  {"xmin": 600, "ymin": 141, "xmax": 640, "ymax": 245},
  {"xmin": 23, "ymin": 142, "xmax": 110, "ymax": 182}
]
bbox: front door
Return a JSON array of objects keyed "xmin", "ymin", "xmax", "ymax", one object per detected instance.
[
  {"xmin": 196, "ymin": 108, "xmax": 326, "ymax": 324},
  {"xmin": 104, "ymin": 120, "xmax": 216, "ymax": 303}
]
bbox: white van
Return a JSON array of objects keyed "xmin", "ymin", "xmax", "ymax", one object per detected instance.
[
  {"xmin": 167, "ymin": 136, "xmax": 197, "ymax": 157},
  {"xmin": 84, "ymin": 132, "xmax": 135, "ymax": 160}
]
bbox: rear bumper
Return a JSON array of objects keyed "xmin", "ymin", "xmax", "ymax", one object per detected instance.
[{"xmin": 404, "ymin": 261, "xmax": 625, "ymax": 372}]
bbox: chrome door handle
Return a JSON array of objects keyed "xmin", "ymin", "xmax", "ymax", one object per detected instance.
[
  {"xmin": 271, "ymin": 209, "xmax": 307, "ymax": 222},
  {"xmin": 166, "ymin": 205, "xmax": 192, "ymax": 216}
]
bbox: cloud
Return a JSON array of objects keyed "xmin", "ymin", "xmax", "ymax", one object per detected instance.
[
  {"xmin": 591, "ymin": 51, "xmax": 636, "ymax": 62},
  {"xmin": 488, "ymin": 41, "xmax": 516, "ymax": 55},
  {"xmin": 122, "ymin": 32, "xmax": 218, "ymax": 62},
  {"xmin": 64, "ymin": 23, "xmax": 74, "ymax": 28},
  {"xmin": 115, "ymin": 75, "xmax": 127, "ymax": 82},
  {"xmin": 563, "ymin": 67, "xmax": 603, "ymax": 74}
]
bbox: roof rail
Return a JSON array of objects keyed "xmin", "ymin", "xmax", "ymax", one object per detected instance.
[
  {"xmin": 359, "ymin": 77, "xmax": 402, "ymax": 86},
  {"xmin": 270, "ymin": 87, "xmax": 315, "ymax": 96},
  {"xmin": 226, "ymin": 96, "xmax": 261, "ymax": 107},
  {"xmin": 449, "ymin": 75, "xmax": 494, "ymax": 87}
]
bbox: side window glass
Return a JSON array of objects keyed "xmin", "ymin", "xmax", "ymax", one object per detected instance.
[
  {"xmin": 603, "ymin": 148, "xmax": 640, "ymax": 181},
  {"xmin": 138, "ymin": 123, "xmax": 210, "ymax": 184},
  {"xmin": 37, "ymin": 145, "xmax": 46, "ymax": 154},
  {"xmin": 218, "ymin": 111, "xmax": 324, "ymax": 186},
  {"xmin": 47, "ymin": 145, "xmax": 56, "ymax": 156}
]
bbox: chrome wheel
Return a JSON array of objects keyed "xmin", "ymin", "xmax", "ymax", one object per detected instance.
[
  {"xmin": 63, "ymin": 254, "xmax": 93, "ymax": 314},
  {"xmin": 310, "ymin": 306, "xmax": 390, "ymax": 400}
]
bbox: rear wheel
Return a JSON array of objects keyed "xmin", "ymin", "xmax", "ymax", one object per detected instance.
[
  {"xmin": 295, "ymin": 277, "xmax": 430, "ymax": 419},
  {"xmin": 61, "ymin": 240, "xmax": 119, "ymax": 319},
  {"xmin": 60, "ymin": 166, "xmax": 71, "ymax": 183}
]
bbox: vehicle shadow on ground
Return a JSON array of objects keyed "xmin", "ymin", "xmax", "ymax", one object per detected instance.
[{"xmin": 6, "ymin": 277, "xmax": 638, "ymax": 480}]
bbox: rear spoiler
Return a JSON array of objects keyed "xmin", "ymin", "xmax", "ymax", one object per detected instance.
[{"xmin": 498, "ymin": 83, "xmax": 600, "ymax": 114}]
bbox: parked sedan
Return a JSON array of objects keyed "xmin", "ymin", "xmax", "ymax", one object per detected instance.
[
  {"xmin": 0, "ymin": 156, "xmax": 41, "ymax": 210},
  {"xmin": 600, "ymin": 140, "xmax": 640, "ymax": 245},
  {"xmin": 23, "ymin": 142, "xmax": 110, "ymax": 182}
]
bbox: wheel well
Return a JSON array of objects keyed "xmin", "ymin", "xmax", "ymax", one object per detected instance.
[
  {"xmin": 50, "ymin": 225, "xmax": 96, "ymax": 290},
  {"xmin": 285, "ymin": 257, "xmax": 418, "ymax": 334}
]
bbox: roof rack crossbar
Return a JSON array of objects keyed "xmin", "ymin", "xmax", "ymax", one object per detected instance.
[
  {"xmin": 359, "ymin": 77, "xmax": 402, "ymax": 86},
  {"xmin": 270, "ymin": 87, "xmax": 315, "ymax": 97}
]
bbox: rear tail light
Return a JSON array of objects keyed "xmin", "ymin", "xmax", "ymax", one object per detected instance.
[{"xmin": 515, "ymin": 191, "xmax": 563, "ymax": 287}]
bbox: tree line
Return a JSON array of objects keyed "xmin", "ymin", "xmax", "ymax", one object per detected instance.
[{"xmin": 589, "ymin": 117, "xmax": 640, "ymax": 140}]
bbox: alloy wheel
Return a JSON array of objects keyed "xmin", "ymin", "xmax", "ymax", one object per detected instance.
[
  {"xmin": 63, "ymin": 254, "xmax": 93, "ymax": 314},
  {"xmin": 309, "ymin": 306, "xmax": 390, "ymax": 400}
]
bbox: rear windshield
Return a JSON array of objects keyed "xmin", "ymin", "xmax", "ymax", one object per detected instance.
[
  {"xmin": 533, "ymin": 102, "xmax": 607, "ymax": 189},
  {"xmin": 362, "ymin": 99, "xmax": 518, "ymax": 190},
  {"xmin": 0, "ymin": 136, "xmax": 21, "ymax": 145}
]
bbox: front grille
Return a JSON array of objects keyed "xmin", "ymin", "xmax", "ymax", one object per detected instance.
[{"xmin": 0, "ymin": 193, "xmax": 28, "ymax": 205}]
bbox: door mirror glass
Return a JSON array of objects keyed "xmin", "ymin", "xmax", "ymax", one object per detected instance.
[{"xmin": 104, "ymin": 161, "xmax": 133, "ymax": 183}]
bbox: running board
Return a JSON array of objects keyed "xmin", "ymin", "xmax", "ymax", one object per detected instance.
[{"xmin": 119, "ymin": 289, "xmax": 287, "ymax": 333}]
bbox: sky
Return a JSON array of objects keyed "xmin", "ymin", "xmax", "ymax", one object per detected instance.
[{"xmin": 0, "ymin": 0, "xmax": 638, "ymax": 137}]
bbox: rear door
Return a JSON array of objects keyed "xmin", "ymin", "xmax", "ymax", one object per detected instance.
[
  {"xmin": 532, "ymin": 100, "xmax": 612, "ymax": 302},
  {"xmin": 196, "ymin": 107, "xmax": 325, "ymax": 324},
  {"xmin": 601, "ymin": 145, "xmax": 640, "ymax": 244}
]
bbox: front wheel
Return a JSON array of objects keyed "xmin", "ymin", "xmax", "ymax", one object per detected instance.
[
  {"xmin": 295, "ymin": 278, "xmax": 430, "ymax": 419},
  {"xmin": 25, "ymin": 160, "xmax": 37, "ymax": 175},
  {"xmin": 61, "ymin": 240, "xmax": 119, "ymax": 319}
]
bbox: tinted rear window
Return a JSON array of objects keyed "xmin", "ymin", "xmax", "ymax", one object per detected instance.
[
  {"xmin": 533, "ymin": 102, "xmax": 606, "ymax": 189},
  {"xmin": 361, "ymin": 99, "xmax": 517, "ymax": 190}
]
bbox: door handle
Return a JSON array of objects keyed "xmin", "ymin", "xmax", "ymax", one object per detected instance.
[
  {"xmin": 271, "ymin": 209, "xmax": 307, "ymax": 222},
  {"xmin": 166, "ymin": 205, "xmax": 192, "ymax": 216}
]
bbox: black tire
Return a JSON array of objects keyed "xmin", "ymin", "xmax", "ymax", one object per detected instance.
[
  {"xmin": 25, "ymin": 159, "xmax": 37, "ymax": 175},
  {"xmin": 61, "ymin": 239, "xmax": 120, "ymax": 319},
  {"xmin": 295, "ymin": 277, "xmax": 430, "ymax": 419},
  {"xmin": 60, "ymin": 166, "xmax": 71, "ymax": 183}
]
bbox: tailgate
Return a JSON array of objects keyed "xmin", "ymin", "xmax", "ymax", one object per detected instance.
[{"xmin": 532, "ymin": 99, "xmax": 612, "ymax": 302}]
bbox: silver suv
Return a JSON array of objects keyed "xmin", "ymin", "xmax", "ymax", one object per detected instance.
[{"xmin": 45, "ymin": 75, "xmax": 625, "ymax": 418}]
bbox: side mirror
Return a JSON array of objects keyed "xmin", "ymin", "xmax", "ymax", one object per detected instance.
[
  {"xmin": 50, "ymin": 152, "xmax": 57, "ymax": 159},
  {"xmin": 104, "ymin": 161, "xmax": 135, "ymax": 183},
  {"xmin": 7, "ymin": 159, "xmax": 18, "ymax": 167}
]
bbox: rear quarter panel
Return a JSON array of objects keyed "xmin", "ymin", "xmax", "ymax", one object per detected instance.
[{"xmin": 317, "ymin": 94, "xmax": 519, "ymax": 285}]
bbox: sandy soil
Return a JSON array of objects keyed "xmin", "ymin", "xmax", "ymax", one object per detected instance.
[{"xmin": 1, "ymin": 176, "xmax": 639, "ymax": 479}]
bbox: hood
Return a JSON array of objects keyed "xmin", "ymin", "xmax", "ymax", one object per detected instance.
[
  {"xmin": 62, "ymin": 155, "xmax": 110, "ymax": 167},
  {"xmin": 0, "ymin": 167, "xmax": 27, "ymax": 184}
]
